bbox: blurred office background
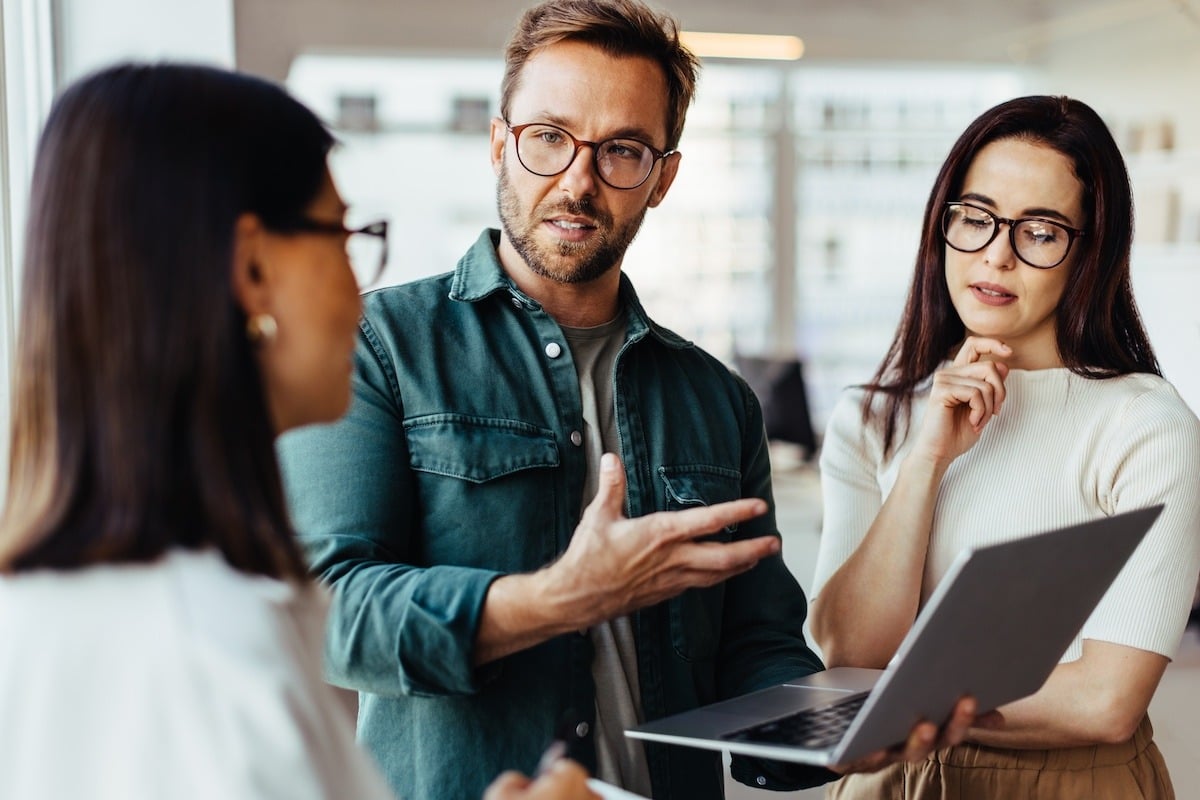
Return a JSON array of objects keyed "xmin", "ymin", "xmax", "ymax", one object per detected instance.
[
  {"xmin": 1, "ymin": 1, "xmax": 1198, "ymax": 797},
  {"xmin": 5, "ymin": 0, "xmax": 1200, "ymax": 444}
]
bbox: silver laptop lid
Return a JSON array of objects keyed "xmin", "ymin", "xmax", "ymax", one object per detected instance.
[{"xmin": 832, "ymin": 503, "xmax": 1162, "ymax": 762}]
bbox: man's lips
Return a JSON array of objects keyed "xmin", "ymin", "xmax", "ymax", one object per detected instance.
[
  {"xmin": 546, "ymin": 217, "xmax": 597, "ymax": 230},
  {"xmin": 542, "ymin": 215, "xmax": 600, "ymax": 243}
]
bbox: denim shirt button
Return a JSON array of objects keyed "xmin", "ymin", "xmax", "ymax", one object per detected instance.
[
  {"xmin": 510, "ymin": 297, "xmax": 523, "ymax": 310},
  {"xmin": 569, "ymin": 430, "xmax": 583, "ymax": 447},
  {"xmin": 545, "ymin": 342, "xmax": 562, "ymax": 358},
  {"xmin": 575, "ymin": 722, "xmax": 590, "ymax": 738},
  {"xmin": 756, "ymin": 776, "xmax": 767, "ymax": 787}
]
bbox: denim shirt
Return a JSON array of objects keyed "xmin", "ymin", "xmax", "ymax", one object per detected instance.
[{"xmin": 277, "ymin": 229, "xmax": 832, "ymax": 799}]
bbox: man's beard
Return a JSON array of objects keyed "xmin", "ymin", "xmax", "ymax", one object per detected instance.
[{"xmin": 496, "ymin": 161, "xmax": 648, "ymax": 285}]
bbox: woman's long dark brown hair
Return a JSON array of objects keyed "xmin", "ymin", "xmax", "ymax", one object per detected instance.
[
  {"xmin": 0, "ymin": 64, "xmax": 334, "ymax": 578},
  {"xmin": 863, "ymin": 95, "xmax": 1160, "ymax": 456}
]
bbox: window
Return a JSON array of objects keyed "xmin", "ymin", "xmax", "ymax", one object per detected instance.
[{"xmin": 0, "ymin": 0, "xmax": 57, "ymax": 504}]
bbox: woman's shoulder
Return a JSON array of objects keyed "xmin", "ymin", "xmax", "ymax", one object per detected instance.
[
  {"xmin": 823, "ymin": 384, "xmax": 900, "ymax": 458},
  {"xmin": 1085, "ymin": 372, "xmax": 1198, "ymax": 422},
  {"xmin": 0, "ymin": 551, "xmax": 381, "ymax": 800},
  {"xmin": 0, "ymin": 552, "xmax": 191, "ymax": 634},
  {"xmin": 1061, "ymin": 373, "xmax": 1200, "ymax": 462},
  {"xmin": 1, "ymin": 550, "xmax": 314, "ymax": 659},
  {"xmin": 1111, "ymin": 370, "xmax": 1189, "ymax": 397},
  {"xmin": 163, "ymin": 550, "xmax": 327, "ymax": 673},
  {"xmin": 1008, "ymin": 369, "xmax": 1194, "ymax": 418}
]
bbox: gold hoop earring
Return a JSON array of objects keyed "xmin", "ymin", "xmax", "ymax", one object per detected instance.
[{"xmin": 247, "ymin": 313, "xmax": 278, "ymax": 344}]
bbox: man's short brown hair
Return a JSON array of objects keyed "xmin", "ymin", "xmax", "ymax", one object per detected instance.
[{"xmin": 500, "ymin": 0, "xmax": 700, "ymax": 151}]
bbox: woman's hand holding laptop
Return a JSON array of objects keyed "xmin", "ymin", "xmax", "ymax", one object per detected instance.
[{"xmin": 829, "ymin": 696, "xmax": 1002, "ymax": 775}]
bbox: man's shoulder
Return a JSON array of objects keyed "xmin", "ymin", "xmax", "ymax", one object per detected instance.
[
  {"xmin": 362, "ymin": 271, "xmax": 457, "ymax": 313},
  {"xmin": 631, "ymin": 327, "xmax": 753, "ymax": 414},
  {"xmin": 638, "ymin": 324, "xmax": 742, "ymax": 380},
  {"xmin": 357, "ymin": 272, "xmax": 465, "ymax": 339}
]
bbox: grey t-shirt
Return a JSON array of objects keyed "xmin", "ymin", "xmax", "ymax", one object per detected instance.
[{"xmin": 561, "ymin": 314, "xmax": 652, "ymax": 795}]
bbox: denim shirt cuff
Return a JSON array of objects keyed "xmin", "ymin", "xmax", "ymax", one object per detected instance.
[{"xmin": 398, "ymin": 566, "xmax": 504, "ymax": 695}]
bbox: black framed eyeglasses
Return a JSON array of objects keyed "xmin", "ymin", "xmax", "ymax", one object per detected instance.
[
  {"xmin": 504, "ymin": 120, "xmax": 675, "ymax": 190},
  {"xmin": 284, "ymin": 218, "xmax": 390, "ymax": 289},
  {"xmin": 942, "ymin": 201, "xmax": 1084, "ymax": 269}
]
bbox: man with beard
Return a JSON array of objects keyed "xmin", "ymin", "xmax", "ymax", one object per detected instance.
[{"xmin": 277, "ymin": 1, "xmax": 977, "ymax": 798}]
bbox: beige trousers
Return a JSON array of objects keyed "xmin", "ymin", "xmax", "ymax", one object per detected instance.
[{"xmin": 827, "ymin": 716, "xmax": 1173, "ymax": 800}]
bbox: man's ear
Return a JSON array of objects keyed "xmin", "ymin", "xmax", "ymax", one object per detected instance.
[
  {"xmin": 230, "ymin": 212, "xmax": 270, "ymax": 317},
  {"xmin": 489, "ymin": 117, "xmax": 508, "ymax": 177},
  {"xmin": 646, "ymin": 151, "xmax": 681, "ymax": 209}
]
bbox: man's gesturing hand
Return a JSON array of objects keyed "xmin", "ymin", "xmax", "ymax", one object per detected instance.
[
  {"xmin": 544, "ymin": 453, "xmax": 777, "ymax": 627},
  {"xmin": 474, "ymin": 453, "xmax": 777, "ymax": 666}
]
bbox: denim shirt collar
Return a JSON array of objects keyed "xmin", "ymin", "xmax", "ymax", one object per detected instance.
[{"xmin": 449, "ymin": 228, "xmax": 691, "ymax": 350}]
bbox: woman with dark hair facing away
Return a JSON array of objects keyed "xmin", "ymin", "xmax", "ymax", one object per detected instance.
[
  {"xmin": 0, "ymin": 63, "xmax": 595, "ymax": 800},
  {"xmin": 809, "ymin": 95, "xmax": 1200, "ymax": 799}
]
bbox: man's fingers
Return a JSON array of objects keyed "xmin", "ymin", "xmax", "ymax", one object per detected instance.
[
  {"xmin": 658, "ymin": 540, "xmax": 781, "ymax": 593},
  {"xmin": 643, "ymin": 498, "xmax": 768, "ymax": 544},
  {"xmin": 622, "ymin": 537, "xmax": 780, "ymax": 610},
  {"xmin": 679, "ymin": 537, "xmax": 780, "ymax": 574},
  {"xmin": 588, "ymin": 457, "xmax": 768, "ymax": 543},
  {"xmin": 584, "ymin": 452, "xmax": 628, "ymax": 524}
]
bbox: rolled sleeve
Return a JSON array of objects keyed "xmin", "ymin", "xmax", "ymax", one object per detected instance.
[{"xmin": 277, "ymin": 321, "xmax": 501, "ymax": 697}]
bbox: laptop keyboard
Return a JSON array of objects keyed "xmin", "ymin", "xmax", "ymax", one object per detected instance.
[{"xmin": 722, "ymin": 692, "xmax": 868, "ymax": 749}]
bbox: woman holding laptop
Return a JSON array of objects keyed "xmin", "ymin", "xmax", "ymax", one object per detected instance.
[{"xmin": 810, "ymin": 95, "xmax": 1200, "ymax": 798}]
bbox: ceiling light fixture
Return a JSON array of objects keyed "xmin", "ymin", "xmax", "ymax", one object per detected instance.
[{"xmin": 679, "ymin": 31, "xmax": 804, "ymax": 61}]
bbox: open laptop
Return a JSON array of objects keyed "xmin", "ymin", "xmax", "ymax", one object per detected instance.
[{"xmin": 627, "ymin": 504, "xmax": 1163, "ymax": 766}]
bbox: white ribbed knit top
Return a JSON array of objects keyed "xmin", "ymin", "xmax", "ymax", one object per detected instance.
[{"xmin": 813, "ymin": 368, "xmax": 1200, "ymax": 662}]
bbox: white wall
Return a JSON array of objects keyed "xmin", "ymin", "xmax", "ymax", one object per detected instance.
[
  {"xmin": 1029, "ymin": 3, "xmax": 1200, "ymax": 413},
  {"xmin": 56, "ymin": 0, "xmax": 235, "ymax": 85}
]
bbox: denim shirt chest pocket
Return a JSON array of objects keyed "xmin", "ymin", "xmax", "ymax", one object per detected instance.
[
  {"xmin": 404, "ymin": 414, "xmax": 560, "ymax": 571},
  {"xmin": 658, "ymin": 465, "xmax": 742, "ymax": 662}
]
